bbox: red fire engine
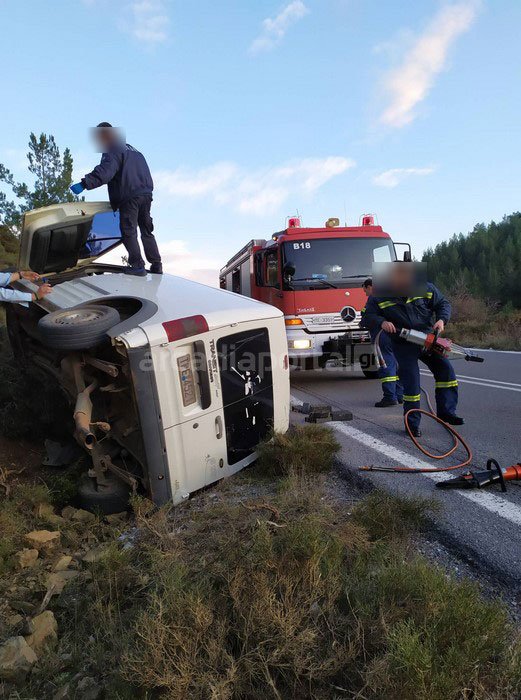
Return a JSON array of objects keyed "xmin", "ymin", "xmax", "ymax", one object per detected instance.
[{"xmin": 219, "ymin": 215, "xmax": 411, "ymax": 374}]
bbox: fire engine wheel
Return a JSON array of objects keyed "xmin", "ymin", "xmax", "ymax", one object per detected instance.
[
  {"xmin": 38, "ymin": 305, "xmax": 120, "ymax": 350},
  {"xmin": 362, "ymin": 369, "xmax": 379, "ymax": 379},
  {"xmin": 78, "ymin": 473, "xmax": 131, "ymax": 515}
]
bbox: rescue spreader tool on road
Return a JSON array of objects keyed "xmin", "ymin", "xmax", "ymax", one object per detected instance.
[
  {"xmin": 361, "ymin": 328, "xmax": 484, "ymax": 475},
  {"xmin": 437, "ymin": 459, "xmax": 521, "ymax": 491}
]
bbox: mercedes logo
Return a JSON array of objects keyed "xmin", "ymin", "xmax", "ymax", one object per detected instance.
[{"xmin": 340, "ymin": 306, "xmax": 357, "ymax": 323}]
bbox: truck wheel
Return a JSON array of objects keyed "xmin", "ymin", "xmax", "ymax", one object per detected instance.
[
  {"xmin": 38, "ymin": 305, "xmax": 120, "ymax": 351},
  {"xmin": 78, "ymin": 474, "xmax": 130, "ymax": 515},
  {"xmin": 362, "ymin": 369, "xmax": 379, "ymax": 379}
]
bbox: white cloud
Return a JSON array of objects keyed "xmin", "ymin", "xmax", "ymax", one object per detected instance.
[
  {"xmin": 129, "ymin": 0, "xmax": 170, "ymax": 44},
  {"xmin": 250, "ymin": 1, "xmax": 309, "ymax": 54},
  {"xmin": 159, "ymin": 240, "xmax": 220, "ymax": 287},
  {"xmin": 155, "ymin": 156, "xmax": 355, "ymax": 216},
  {"xmin": 372, "ymin": 167, "xmax": 436, "ymax": 188},
  {"xmin": 380, "ymin": 1, "xmax": 480, "ymax": 128},
  {"xmin": 154, "ymin": 163, "xmax": 238, "ymax": 198}
]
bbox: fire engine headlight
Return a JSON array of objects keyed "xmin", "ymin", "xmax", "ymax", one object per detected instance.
[{"xmin": 289, "ymin": 339, "xmax": 312, "ymax": 350}]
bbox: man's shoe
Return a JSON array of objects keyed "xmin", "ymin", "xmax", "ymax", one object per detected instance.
[
  {"xmin": 374, "ymin": 399, "xmax": 398, "ymax": 408},
  {"xmin": 409, "ymin": 427, "xmax": 422, "ymax": 438},
  {"xmin": 150, "ymin": 263, "xmax": 163, "ymax": 274},
  {"xmin": 438, "ymin": 414, "xmax": 465, "ymax": 426},
  {"xmin": 123, "ymin": 266, "xmax": 146, "ymax": 277},
  {"xmin": 398, "ymin": 398, "xmax": 404, "ymax": 404}
]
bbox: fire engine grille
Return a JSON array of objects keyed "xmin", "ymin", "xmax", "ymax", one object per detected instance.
[{"xmin": 300, "ymin": 312, "xmax": 362, "ymax": 333}]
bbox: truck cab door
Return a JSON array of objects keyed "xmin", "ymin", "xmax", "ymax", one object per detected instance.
[{"xmin": 256, "ymin": 249, "xmax": 282, "ymax": 307}]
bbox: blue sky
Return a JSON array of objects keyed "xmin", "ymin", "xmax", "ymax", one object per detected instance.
[{"xmin": 1, "ymin": 0, "xmax": 520, "ymax": 284}]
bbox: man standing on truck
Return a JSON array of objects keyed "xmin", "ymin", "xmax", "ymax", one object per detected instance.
[
  {"xmin": 0, "ymin": 270, "xmax": 51, "ymax": 304},
  {"xmin": 361, "ymin": 278, "xmax": 403, "ymax": 407},
  {"xmin": 361, "ymin": 264, "xmax": 463, "ymax": 438},
  {"xmin": 70, "ymin": 123, "xmax": 163, "ymax": 277}
]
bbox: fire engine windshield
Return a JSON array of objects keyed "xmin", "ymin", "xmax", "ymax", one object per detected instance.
[{"xmin": 282, "ymin": 237, "xmax": 395, "ymax": 289}]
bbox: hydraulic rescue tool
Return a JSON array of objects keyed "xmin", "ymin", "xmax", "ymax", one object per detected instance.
[
  {"xmin": 397, "ymin": 328, "xmax": 484, "ymax": 362},
  {"xmin": 437, "ymin": 459, "xmax": 521, "ymax": 491}
]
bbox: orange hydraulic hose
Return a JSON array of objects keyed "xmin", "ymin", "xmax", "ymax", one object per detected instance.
[
  {"xmin": 361, "ymin": 332, "xmax": 473, "ymax": 474},
  {"xmin": 360, "ymin": 410, "xmax": 473, "ymax": 473}
]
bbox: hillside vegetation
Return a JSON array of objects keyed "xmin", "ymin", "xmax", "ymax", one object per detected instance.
[
  {"xmin": 0, "ymin": 227, "xmax": 19, "ymax": 270},
  {"xmin": 424, "ymin": 213, "xmax": 521, "ymax": 349},
  {"xmin": 423, "ymin": 213, "xmax": 521, "ymax": 308}
]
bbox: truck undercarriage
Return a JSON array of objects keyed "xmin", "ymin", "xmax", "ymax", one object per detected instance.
[{"xmin": 6, "ymin": 298, "xmax": 148, "ymax": 511}]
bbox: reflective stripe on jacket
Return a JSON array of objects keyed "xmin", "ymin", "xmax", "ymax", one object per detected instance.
[{"xmin": 360, "ymin": 282, "xmax": 451, "ymax": 334}]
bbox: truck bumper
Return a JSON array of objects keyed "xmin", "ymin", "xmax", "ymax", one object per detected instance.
[{"xmin": 286, "ymin": 328, "xmax": 376, "ymax": 370}]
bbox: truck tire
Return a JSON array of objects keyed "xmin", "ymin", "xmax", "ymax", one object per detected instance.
[
  {"xmin": 78, "ymin": 474, "xmax": 130, "ymax": 515},
  {"xmin": 362, "ymin": 369, "xmax": 379, "ymax": 379},
  {"xmin": 38, "ymin": 305, "xmax": 120, "ymax": 351}
]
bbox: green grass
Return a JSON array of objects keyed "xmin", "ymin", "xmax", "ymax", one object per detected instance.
[
  {"xmin": 1, "ymin": 426, "xmax": 520, "ymax": 699},
  {"xmin": 255, "ymin": 423, "xmax": 341, "ymax": 477},
  {"xmin": 352, "ymin": 490, "xmax": 440, "ymax": 541}
]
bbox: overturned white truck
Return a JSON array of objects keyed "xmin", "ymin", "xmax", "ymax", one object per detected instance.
[{"xmin": 7, "ymin": 202, "xmax": 290, "ymax": 511}]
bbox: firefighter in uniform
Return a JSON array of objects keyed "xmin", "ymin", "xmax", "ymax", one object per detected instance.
[
  {"xmin": 362, "ymin": 279, "xmax": 463, "ymax": 437},
  {"xmin": 361, "ymin": 278, "xmax": 403, "ymax": 407}
]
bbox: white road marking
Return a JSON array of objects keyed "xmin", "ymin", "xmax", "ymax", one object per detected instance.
[
  {"xmin": 290, "ymin": 393, "xmax": 521, "ymax": 529},
  {"xmin": 419, "ymin": 371, "xmax": 521, "ymax": 393},
  {"xmin": 467, "ymin": 348, "xmax": 521, "ymax": 355},
  {"xmin": 452, "ymin": 374, "xmax": 521, "ymax": 387},
  {"xmin": 333, "ymin": 422, "xmax": 521, "ymax": 528}
]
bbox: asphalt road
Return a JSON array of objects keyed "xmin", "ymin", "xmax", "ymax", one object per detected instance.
[{"xmin": 290, "ymin": 349, "xmax": 521, "ymax": 587}]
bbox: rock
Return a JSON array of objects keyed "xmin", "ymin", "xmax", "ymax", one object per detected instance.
[
  {"xmin": 76, "ymin": 676, "xmax": 102, "ymax": 700},
  {"xmin": 15, "ymin": 548, "xmax": 39, "ymax": 569},
  {"xmin": 71, "ymin": 508, "xmax": 96, "ymax": 524},
  {"xmin": 6, "ymin": 614, "xmax": 23, "ymax": 628},
  {"xmin": 21, "ymin": 618, "xmax": 35, "ymax": 635},
  {"xmin": 52, "ymin": 684, "xmax": 71, "ymax": 700},
  {"xmin": 35, "ymin": 503, "xmax": 65, "ymax": 526},
  {"xmin": 46, "ymin": 570, "xmax": 80, "ymax": 595},
  {"xmin": 9, "ymin": 600, "xmax": 35, "ymax": 615},
  {"xmin": 0, "ymin": 636, "xmax": 38, "ymax": 682},
  {"xmin": 105, "ymin": 511, "xmax": 127, "ymax": 524},
  {"xmin": 24, "ymin": 530, "xmax": 61, "ymax": 553},
  {"xmin": 53, "ymin": 555, "xmax": 73, "ymax": 572},
  {"xmin": 24, "ymin": 611, "xmax": 58, "ymax": 654},
  {"xmin": 61, "ymin": 506, "xmax": 78, "ymax": 520},
  {"xmin": 82, "ymin": 545, "xmax": 110, "ymax": 563}
]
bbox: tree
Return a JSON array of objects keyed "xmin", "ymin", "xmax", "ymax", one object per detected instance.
[
  {"xmin": 0, "ymin": 132, "xmax": 78, "ymax": 235},
  {"xmin": 422, "ymin": 213, "xmax": 521, "ymax": 309},
  {"xmin": 0, "ymin": 225, "xmax": 19, "ymax": 270}
]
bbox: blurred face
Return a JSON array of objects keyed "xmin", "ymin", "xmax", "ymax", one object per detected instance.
[
  {"xmin": 91, "ymin": 127, "xmax": 124, "ymax": 152},
  {"xmin": 372, "ymin": 261, "xmax": 427, "ymax": 297},
  {"xmin": 390, "ymin": 264, "xmax": 414, "ymax": 293},
  {"xmin": 363, "ymin": 284, "xmax": 372, "ymax": 297}
]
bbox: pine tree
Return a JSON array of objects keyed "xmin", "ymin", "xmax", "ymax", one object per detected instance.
[
  {"xmin": 423, "ymin": 213, "xmax": 521, "ymax": 308},
  {"xmin": 0, "ymin": 133, "xmax": 78, "ymax": 235}
]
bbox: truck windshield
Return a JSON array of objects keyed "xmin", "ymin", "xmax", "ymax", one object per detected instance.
[{"xmin": 282, "ymin": 237, "xmax": 395, "ymax": 289}]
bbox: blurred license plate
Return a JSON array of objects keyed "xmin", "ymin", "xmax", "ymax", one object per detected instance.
[{"xmin": 177, "ymin": 354, "xmax": 196, "ymax": 406}]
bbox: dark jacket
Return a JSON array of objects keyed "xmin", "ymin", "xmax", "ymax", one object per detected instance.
[
  {"xmin": 82, "ymin": 144, "xmax": 153, "ymax": 210},
  {"xmin": 360, "ymin": 282, "xmax": 451, "ymax": 335}
]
